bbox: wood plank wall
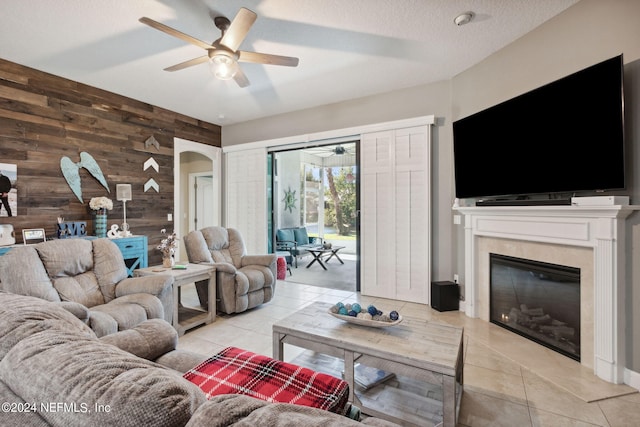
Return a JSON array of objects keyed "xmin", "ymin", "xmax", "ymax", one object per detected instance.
[{"xmin": 0, "ymin": 58, "xmax": 221, "ymax": 265}]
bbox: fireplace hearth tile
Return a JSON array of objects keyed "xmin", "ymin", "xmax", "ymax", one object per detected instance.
[
  {"xmin": 465, "ymin": 340, "xmax": 522, "ymax": 377},
  {"xmin": 522, "ymin": 369, "xmax": 610, "ymax": 425},
  {"xmin": 598, "ymin": 392, "xmax": 640, "ymax": 426},
  {"xmin": 462, "ymin": 321, "xmax": 637, "ymax": 403},
  {"xmin": 457, "ymin": 389, "xmax": 531, "ymax": 427},
  {"xmin": 464, "ymin": 364, "xmax": 527, "ymax": 404}
]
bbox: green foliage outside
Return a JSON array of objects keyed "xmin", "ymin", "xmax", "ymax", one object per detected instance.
[
  {"xmin": 303, "ymin": 166, "xmax": 356, "ymax": 237},
  {"xmin": 325, "ymin": 168, "xmax": 356, "ymax": 236},
  {"xmin": 321, "ymin": 232, "xmax": 356, "ymax": 241}
]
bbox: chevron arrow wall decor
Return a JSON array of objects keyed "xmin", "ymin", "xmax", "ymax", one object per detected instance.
[{"xmin": 144, "ymin": 178, "xmax": 159, "ymax": 193}]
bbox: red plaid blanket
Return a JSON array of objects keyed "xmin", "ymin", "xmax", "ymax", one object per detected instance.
[{"xmin": 183, "ymin": 347, "xmax": 350, "ymax": 415}]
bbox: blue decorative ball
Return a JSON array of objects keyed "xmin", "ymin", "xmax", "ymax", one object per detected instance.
[
  {"xmin": 336, "ymin": 302, "xmax": 344, "ymax": 309},
  {"xmin": 348, "ymin": 310, "xmax": 357, "ymax": 317},
  {"xmin": 338, "ymin": 307, "xmax": 348, "ymax": 315},
  {"xmin": 367, "ymin": 305, "xmax": 378, "ymax": 316},
  {"xmin": 389, "ymin": 310, "xmax": 399, "ymax": 321},
  {"xmin": 352, "ymin": 303, "xmax": 361, "ymax": 313}
]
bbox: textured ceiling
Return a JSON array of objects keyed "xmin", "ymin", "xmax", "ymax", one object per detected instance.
[{"xmin": 0, "ymin": 0, "xmax": 578, "ymax": 125}]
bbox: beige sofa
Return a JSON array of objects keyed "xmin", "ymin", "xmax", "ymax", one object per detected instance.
[
  {"xmin": 183, "ymin": 226, "xmax": 277, "ymax": 314},
  {"xmin": 0, "ymin": 292, "xmax": 398, "ymax": 427},
  {"xmin": 0, "ymin": 238, "xmax": 173, "ymax": 336}
]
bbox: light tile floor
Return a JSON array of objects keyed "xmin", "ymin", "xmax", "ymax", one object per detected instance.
[{"xmin": 177, "ymin": 282, "xmax": 640, "ymax": 427}]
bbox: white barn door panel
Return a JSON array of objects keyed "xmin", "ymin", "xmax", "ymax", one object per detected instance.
[
  {"xmin": 225, "ymin": 148, "xmax": 268, "ymax": 255},
  {"xmin": 361, "ymin": 126, "xmax": 431, "ymax": 304},
  {"xmin": 361, "ymin": 132, "xmax": 395, "ymax": 299}
]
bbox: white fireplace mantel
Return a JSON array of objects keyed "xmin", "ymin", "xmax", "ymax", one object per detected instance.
[{"xmin": 455, "ymin": 204, "xmax": 639, "ymax": 384}]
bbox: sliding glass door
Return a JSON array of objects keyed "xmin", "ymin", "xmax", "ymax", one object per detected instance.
[{"xmin": 269, "ymin": 142, "xmax": 360, "ymax": 291}]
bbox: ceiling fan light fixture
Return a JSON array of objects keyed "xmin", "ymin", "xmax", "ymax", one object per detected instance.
[
  {"xmin": 140, "ymin": 8, "xmax": 298, "ymax": 88},
  {"xmin": 209, "ymin": 53, "xmax": 239, "ymax": 80}
]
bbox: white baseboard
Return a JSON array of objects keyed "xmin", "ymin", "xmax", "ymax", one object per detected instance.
[{"xmin": 624, "ymin": 368, "xmax": 640, "ymax": 390}]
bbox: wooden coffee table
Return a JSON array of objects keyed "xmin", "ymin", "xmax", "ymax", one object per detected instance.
[
  {"xmin": 134, "ymin": 263, "xmax": 216, "ymax": 336},
  {"xmin": 272, "ymin": 302, "xmax": 464, "ymax": 427}
]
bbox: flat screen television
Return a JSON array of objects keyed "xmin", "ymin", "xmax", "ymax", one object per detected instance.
[{"xmin": 453, "ymin": 55, "xmax": 625, "ymax": 202}]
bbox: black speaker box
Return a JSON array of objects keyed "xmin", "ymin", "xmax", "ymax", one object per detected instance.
[{"xmin": 431, "ymin": 281, "xmax": 459, "ymax": 312}]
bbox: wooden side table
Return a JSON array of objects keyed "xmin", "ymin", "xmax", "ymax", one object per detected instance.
[{"xmin": 134, "ymin": 263, "xmax": 216, "ymax": 336}]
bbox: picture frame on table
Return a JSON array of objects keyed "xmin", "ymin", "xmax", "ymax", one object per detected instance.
[{"xmin": 22, "ymin": 228, "xmax": 46, "ymax": 245}]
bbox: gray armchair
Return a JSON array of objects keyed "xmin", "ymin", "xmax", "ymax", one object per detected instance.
[
  {"xmin": 0, "ymin": 238, "xmax": 173, "ymax": 337},
  {"xmin": 183, "ymin": 226, "xmax": 277, "ymax": 314}
]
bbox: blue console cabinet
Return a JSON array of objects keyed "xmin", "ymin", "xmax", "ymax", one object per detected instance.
[{"xmin": 110, "ymin": 236, "xmax": 149, "ymax": 277}]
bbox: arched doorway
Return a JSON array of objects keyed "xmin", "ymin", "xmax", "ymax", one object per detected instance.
[{"xmin": 173, "ymin": 138, "xmax": 221, "ymax": 262}]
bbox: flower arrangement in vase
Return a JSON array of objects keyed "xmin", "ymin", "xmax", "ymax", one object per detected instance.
[
  {"xmin": 89, "ymin": 197, "xmax": 113, "ymax": 237},
  {"xmin": 157, "ymin": 228, "xmax": 177, "ymax": 268}
]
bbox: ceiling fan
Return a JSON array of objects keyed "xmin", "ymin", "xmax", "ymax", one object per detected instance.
[
  {"xmin": 306, "ymin": 144, "xmax": 355, "ymax": 157},
  {"xmin": 325, "ymin": 145, "xmax": 354, "ymax": 156},
  {"xmin": 139, "ymin": 7, "xmax": 299, "ymax": 87}
]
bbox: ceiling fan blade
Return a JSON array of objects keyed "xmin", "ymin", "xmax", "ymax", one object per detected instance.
[
  {"xmin": 220, "ymin": 7, "xmax": 257, "ymax": 52},
  {"xmin": 139, "ymin": 17, "xmax": 212, "ymax": 51},
  {"xmin": 238, "ymin": 51, "xmax": 299, "ymax": 67},
  {"xmin": 233, "ymin": 67, "xmax": 250, "ymax": 88},
  {"xmin": 164, "ymin": 55, "xmax": 209, "ymax": 72}
]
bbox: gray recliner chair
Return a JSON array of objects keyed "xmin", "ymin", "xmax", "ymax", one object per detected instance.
[
  {"xmin": 0, "ymin": 238, "xmax": 174, "ymax": 337},
  {"xmin": 183, "ymin": 226, "xmax": 277, "ymax": 314}
]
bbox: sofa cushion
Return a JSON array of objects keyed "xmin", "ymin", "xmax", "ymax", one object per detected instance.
[
  {"xmin": 293, "ymin": 227, "xmax": 310, "ymax": 246},
  {"xmin": 227, "ymin": 228, "xmax": 247, "ymax": 267},
  {"xmin": 36, "ymin": 239, "xmax": 94, "ymax": 277},
  {"xmin": 201, "ymin": 226, "xmax": 229, "ymax": 251},
  {"xmin": 0, "ymin": 380, "xmax": 49, "ymax": 426},
  {"xmin": 92, "ymin": 238, "xmax": 129, "ymax": 302},
  {"xmin": 276, "ymin": 228, "xmax": 295, "ymax": 243},
  {"xmin": 55, "ymin": 301, "xmax": 90, "ymax": 323},
  {"xmin": 183, "ymin": 230, "xmax": 214, "ymax": 264},
  {"xmin": 90, "ymin": 300, "xmax": 149, "ymax": 332},
  {"xmin": 0, "ymin": 246, "xmax": 61, "ymax": 302},
  {"xmin": 0, "ymin": 329, "xmax": 206, "ymax": 427},
  {"xmin": 210, "ymin": 249, "xmax": 234, "ymax": 265},
  {"xmin": 201, "ymin": 227, "xmax": 239, "ymax": 265},
  {"xmin": 187, "ymin": 394, "xmax": 365, "ymax": 427},
  {"xmin": 239, "ymin": 266, "xmax": 269, "ymax": 292},
  {"xmin": 86, "ymin": 309, "xmax": 119, "ymax": 337},
  {"xmin": 35, "ymin": 239, "xmax": 107, "ymax": 307},
  {"xmin": 155, "ymin": 350, "xmax": 209, "ymax": 375},
  {"xmin": 0, "ymin": 293, "xmax": 94, "ymax": 361},
  {"xmin": 100, "ymin": 318, "xmax": 177, "ymax": 361},
  {"xmin": 51, "ymin": 272, "xmax": 104, "ymax": 307},
  {"xmin": 84, "ymin": 292, "xmax": 164, "ymax": 338}
]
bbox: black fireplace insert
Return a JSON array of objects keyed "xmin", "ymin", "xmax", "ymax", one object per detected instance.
[{"xmin": 490, "ymin": 253, "xmax": 581, "ymax": 361}]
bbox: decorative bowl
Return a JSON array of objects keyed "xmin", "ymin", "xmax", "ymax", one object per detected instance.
[{"xmin": 328, "ymin": 311, "xmax": 403, "ymax": 328}]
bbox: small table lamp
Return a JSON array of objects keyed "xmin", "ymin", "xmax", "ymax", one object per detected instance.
[{"xmin": 116, "ymin": 184, "xmax": 132, "ymax": 236}]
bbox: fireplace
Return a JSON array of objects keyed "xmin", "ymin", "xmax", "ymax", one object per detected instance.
[
  {"xmin": 490, "ymin": 253, "xmax": 581, "ymax": 361},
  {"xmin": 455, "ymin": 204, "xmax": 636, "ymax": 384}
]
